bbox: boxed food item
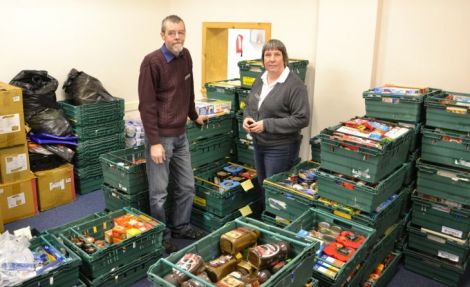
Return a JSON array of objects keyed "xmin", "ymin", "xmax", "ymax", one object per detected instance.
[
  {"xmin": 0, "ymin": 82, "xmax": 26, "ymax": 148},
  {"xmin": 0, "ymin": 144, "xmax": 31, "ymax": 183},
  {"xmin": 34, "ymin": 163, "xmax": 75, "ymax": 211},
  {"xmin": 0, "ymin": 171, "xmax": 37, "ymax": 223}
]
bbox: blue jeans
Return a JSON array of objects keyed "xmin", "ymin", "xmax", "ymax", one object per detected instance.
[
  {"xmin": 253, "ymin": 141, "xmax": 300, "ymax": 189},
  {"xmin": 145, "ymin": 134, "xmax": 195, "ymax": 239}
]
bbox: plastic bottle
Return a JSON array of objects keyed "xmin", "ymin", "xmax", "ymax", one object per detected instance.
[{"xmin": 219, "ymin": 227, "xmax": 260, "ymax": 255}]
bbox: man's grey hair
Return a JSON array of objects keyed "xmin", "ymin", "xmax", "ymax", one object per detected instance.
[{"xmin": 161, "ymin": 15, "xmax": 185, "ymax": 33}]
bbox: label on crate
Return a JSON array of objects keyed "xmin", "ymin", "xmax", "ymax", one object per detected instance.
[
  {"xmin": 333, "ymin": 210, "xmax": 352, "ymax": 220},
  {"xmin": 49, "ymin": 179, "xmax": 65, "ymax": 191},
  {"xmin": 118, "ymin": 183, "xmax": 128, "ymax": 192},
  {"xmin": 441, "ymin": 226, "xmax": 463, "ymax": 238},
  {"xmin": 446, "ymin": 106, "xmax": 467, "ymax": 114},
  {"xmin": 239, "ymin": 205, "xmax": 253, "ymax": 217},
  {"xmin": 436, "ymin": 170, "xmax": 458, "ymax": 180},
  {"xmin": 427, "ymin": 234, "xmax": 446, "ymax": 244},
  {"xmin": 241, "ymin": 179, "xmax": 254, "ymax": 192},
  {"xmin": 268, "ymin": 198, "xmax": 287, "ymax": 210},
  {"xmin": 382, "ymin": 97, "xmax": 400, "ymax": 104},
  {"xmin": 242, "ymin": 77, "xmax": 255, "ymax": 87},
  {"xmin": 438, "ymin": 250, "xmax": 459, "ymax": 262},
  {"xmin": 455, "ymin": 159, "xmax": 470, "ymax": 168},
  {"xmin": 193, "ymin": 196, "xmax": 206, "ymax": 207},
  {"xmin": 0, "ymin": 114, "xmax": 21, "ymax": 134},
  {"xmin": 7, "ymin": 192, "xmax": 25, "ymax": 208},
  {"xmin": 431, "ymin": 204, "xmax": 450, "ymax": 213},
  {"xmin": 5, "ymin": 153, "xmax": 28, "ymax": 174}
]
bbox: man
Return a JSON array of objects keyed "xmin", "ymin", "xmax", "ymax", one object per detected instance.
[{"xmin": 138, "ymin": 15, "xmax": 207, "ymax": 253}]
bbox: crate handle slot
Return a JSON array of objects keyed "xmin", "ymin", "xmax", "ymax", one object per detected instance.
[
  {"xmin": 454, "ymin": 159, "xmax": 470, "ymax": 170},
  {"xmin": 332, "ymin": 219, "xmax": 353, "ymax": 230}
]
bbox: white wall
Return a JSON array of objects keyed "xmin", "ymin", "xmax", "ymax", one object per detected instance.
[
  {"xmin": 375, "ymin": 0, "xmax": 470, "ymax": 92},
  {"xmin": 0, "ymin": 0, "xmax": 169, "ymax": 110},
  {"xmin": 3, "ymin": 1, "xmax": 470, "ymax": 160}
]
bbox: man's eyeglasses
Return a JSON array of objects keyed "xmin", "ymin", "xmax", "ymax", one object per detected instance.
[{"xmin": 166, "ymin": 30, "xmax": 186, "ymax": 37}]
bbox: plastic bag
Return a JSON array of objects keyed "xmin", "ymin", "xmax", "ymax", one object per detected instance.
[
  {"xmin": 9, "ymin": 70, "xmax": 59, "ymax": 121},
  {"xmin": 28, "ymin": 108, "xmax": 72, "ymax": 136},
  {"xmin": 63, "ymin": 68, "xmax": 116, "ymax": 105}
]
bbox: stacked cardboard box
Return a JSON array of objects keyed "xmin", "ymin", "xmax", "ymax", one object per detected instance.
[{"xmin": 0, "ymin": 82, "xmax": 37, "ymax": 224}]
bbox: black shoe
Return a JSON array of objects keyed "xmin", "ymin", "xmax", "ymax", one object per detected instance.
[
  {"xmin": 172, "ymin": 227, "xmax": 205, "ymax": 240},
  {"xmin": 163, "ymin": 239, "xmax": 179, "ymax": 253}
]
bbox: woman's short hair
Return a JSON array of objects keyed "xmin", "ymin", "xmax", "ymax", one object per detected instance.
[{"xmin": 261, "ymin": 39, "xmax": 288, "ymax": 67}]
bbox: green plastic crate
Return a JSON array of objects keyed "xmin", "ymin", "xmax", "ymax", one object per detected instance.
[
  {"xmin": 103, "ymin": 184, "xmax": 149, "ymax": 213},
  {"xmin": 60, "ymin": 207, "xmax": 165, "ymax": 279},
  {"xmin": 421, "ymin": 127, "xmax": 470, "ymax": 170},
  {"xmin": 264, "ymin": 161, "xmax": 320, "ymax": 221},
  {"xmin": 74, "ymin": 163, "xmax": 103, "ymax": 195},
  {"xmin": 411, "ymin": 192, "xmax": 470, "ymax": 240},
  {"xmin": 425, "ymin": 90, "xmax": 470, "ymax": 132},
  {"xmin": 315, "ymin": 184, "xmax": 410, "ymax": 238},
  {"xmin": 190, "ymin": 133, "xmax": 233, "ymax": 168},
  {"xmin": 320, "ymin": 119, "xmax": 413, "ymax": 183},
  {"xmin": 73, "ymin": 120, "xmax": 125, "ymax": 141},
  {"xmin": 404, "ymin": 246, "xmax": 468, "ymax": 287},
  {"xmin": 408, "ymin": 222, "xmax": 470, "ymax": 265},
  {"xmin": 193, "ymin": 162, "xmax": 262, "ymax": 217},
  {"xmin": 100, "ymin": 145, "xmax": 148, "ymax": 194},
  {"xmin": 317, "ymin": 163, "xmax": 407, "ymax": 213},
  {"xmin": 80, "ymin": 250, "xmax": 161, "ymax": 287},
  {"xmin": 58, "ymin": 98, "xmax": 125, "ymax": 126},
  {"xmin": 186, "ymin": 113, "xmax": 234, "ymax": 141},
  {"xmin": 261, "ymin": 210, "xmax": 291, "ymax": 228},
  {"xmin": 148, "ymin": 217, "xmax": 320, "ymax": 287},
  {"xmin": 74, "ymin": 133, "xmax": 126, "ymax": 167},
  {"xmin": 416, "ymin": 160, "xmax": 470, "ymax": 205},
  {"xmin": 238, "ymin": 59, "xmax": 308, "ymax": 88},
  {"xmin": 363, "ymin": 88, "xmax": 440, "ymax": 123},
  {"xmin": 309, "ymin": 135, "xmax": 321, "ymax": 163},
  {"xmin": 236, "ymin": 86, "xmax": 251, "ymax": 111},
  {"xmin": 15, "ymin": 234, "xmax": 81, "ymax": 287},
  {"xmin": 204, "ymin": 79, "xmax": 240, "ymax": 111},
  {"xmin": 235, "ymin": 139, "xmax": 255, "ymax": 168},
  {"xmin": 285, "ymin": 208, "xmax": 376, "ymax": 287},
  {"xmin": 235, "ymin": 112, "xmax": 251, "ymax": 141},
  {"xmin": 190, "ymin": 199, "xmax": 262, "ymax": 232}
]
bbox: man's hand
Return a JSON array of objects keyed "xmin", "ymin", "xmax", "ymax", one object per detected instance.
[
  {"xmin": 195, "ymin": 115, "xmax": 208, "ymax": 125},
  {"xmin": 150, "ymin": 144, "xmax": 165, "ymax": 164}
]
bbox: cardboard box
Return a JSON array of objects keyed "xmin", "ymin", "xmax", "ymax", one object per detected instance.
[
  {"xmin": 34, "ymin": 163, "xmax": 76, "ymax": 211},
  {"xmin": 0, "ymin": 171, "xmax": 38, "ymax": 224},
  {"xmin": 0, "ymin": 144, "xmax": 31, "ymax": 183},
  {"xmin": 0, "ymin": 82, "xmax": 26, "ymax": 148}
]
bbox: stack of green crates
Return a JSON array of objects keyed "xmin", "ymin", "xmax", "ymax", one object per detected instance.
[
  {"xmin": 148, "ymin": 217, "xmax": 320, "ymax": 287},
  {"xmin": 405, "ymin": 90, "xmax": 470, "ymax": 286},
  {"xmin": 99, "ymin": 145, "xmax": 149, "ymax": 213},
  {"xmin": 59, "ymin": 207, "xmax": 164, "ymax": 286},
  {"xmin": 309, "ymin": 134, "xmax": 321, "ymax": 163},
  {"xmin": 58, "ymin": 98, "xmax": 125, "ymax": 194},
  {"xmin": 190, "ymin": 161, "xmax": 262, "ymax": 230},
  {"xmin": 186, "ymin": 112, "xmax": 234, "ymax": 169}
]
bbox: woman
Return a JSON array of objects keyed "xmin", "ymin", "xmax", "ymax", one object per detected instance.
[{"xmin": 243, "ymin": 39, "xmax": 310, "ymax": 190}]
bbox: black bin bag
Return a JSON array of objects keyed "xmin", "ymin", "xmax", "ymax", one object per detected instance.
[
  {"xmin": 28, "ymin": 108, "xmax": 72, "ymax": 136},
  {"xmin": 10, "ymin": 70, "xmax": 59, "ymax": 121},
  {"xmin": 63, "ymin": 68, "xmax": 116, "ymax": 105}
]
